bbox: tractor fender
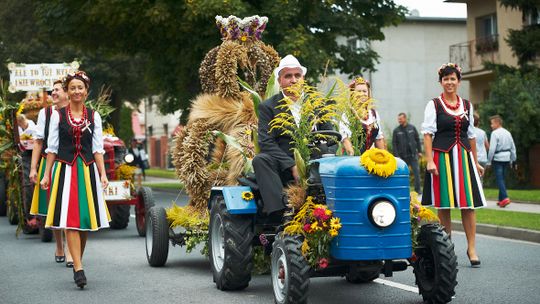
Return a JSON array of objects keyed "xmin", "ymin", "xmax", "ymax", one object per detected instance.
[{"xmin": 208, "ymin": 186, "xmax": 257, "ymax": 215}]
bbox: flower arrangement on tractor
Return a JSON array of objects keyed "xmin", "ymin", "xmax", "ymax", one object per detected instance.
[{"xmin": 144, "ymin": 15, "xmax": 458, "ymax": 304}]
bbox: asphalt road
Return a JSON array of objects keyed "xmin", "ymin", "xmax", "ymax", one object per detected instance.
[{"xmin": 1, "ymin": 188, "xmax": 539, "ymax": 304}]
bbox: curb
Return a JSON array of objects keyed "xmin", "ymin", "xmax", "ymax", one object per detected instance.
[{"xmin": 452, "ymin": 220, "xmax": 540, "ymax": 243}]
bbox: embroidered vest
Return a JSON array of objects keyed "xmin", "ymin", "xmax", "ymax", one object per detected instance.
[
  {"xmin": 358, "ymin": 109, "xmax": 379, "ymax": 154},
  {"xmin": 41, "ymin": 106, "xmax": 53, "ymax": 158},
  {"xmin": 56, "ymin": 107, "xmax": 96, "ymax": 166},
  {"xmin": 432, "ymin": 98, "xmax": 472, "ymax": 152}
]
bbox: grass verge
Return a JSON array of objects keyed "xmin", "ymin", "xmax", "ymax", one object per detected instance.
[
  {"xmin": 444, "ymin": 208, "xmax": 540, "ymax": 231},
  {"xmin": 145, "ymin": 168, "xmax": 177, "ymax": 179},
  {"xmin": 482, "ymin": 188, "xmax": 540, "ymax": 204}
]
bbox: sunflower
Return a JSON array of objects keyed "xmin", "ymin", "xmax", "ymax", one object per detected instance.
[
  {"xmin": 241, "ymin": 191, "xmax": 254, "ymax": 201},
  {"xmin": 360, "ymin": 148, "xmax": 398, "ymax": 178}
]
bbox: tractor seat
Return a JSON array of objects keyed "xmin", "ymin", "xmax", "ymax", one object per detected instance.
[{"xmin": 237, "ymin": 173, "xmax": 259, "ymax": 192}]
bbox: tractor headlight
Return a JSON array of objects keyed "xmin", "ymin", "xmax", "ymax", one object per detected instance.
[
  {"xmin": 369, "ymin": 200, "xmax": 396, "ymax": 228},
  {"xmin": 124, "ymin": 153, "xmax": 134, "ymax": 164}
]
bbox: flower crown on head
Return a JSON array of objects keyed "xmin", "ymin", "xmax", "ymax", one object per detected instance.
[
  {"xmin": 438, "ymin": 63, "xmax": 462, "ymax": 75},
  {"xmin": 64, "ymin": 70, "xmax": 90, "ymax": 89},
  {"xmin": 348, "ymin": 76, "xmax": 370, "ymax": 89},
  {"xmin": 215, "ymin": 15, "xmax": 268, "ymax": 42}
]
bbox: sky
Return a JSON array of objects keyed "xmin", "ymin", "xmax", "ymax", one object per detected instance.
[{"xmin": 393, "ymin": 0, "xmax": 467, "ymax": 18}]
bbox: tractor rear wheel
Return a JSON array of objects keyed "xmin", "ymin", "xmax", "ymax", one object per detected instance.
[{"xmin": 209, "ymin": 195, "xmax": 253, "ymax": 291}]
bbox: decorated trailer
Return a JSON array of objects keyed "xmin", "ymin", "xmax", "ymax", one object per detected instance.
[{"xmin": 102, "ymin": 136, "xmax": 154, "ymax": 236}]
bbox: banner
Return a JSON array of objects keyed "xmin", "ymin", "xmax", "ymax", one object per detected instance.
[{"xmin": 7, "ymin": 61, "xmax": 79, "ymax": 92}]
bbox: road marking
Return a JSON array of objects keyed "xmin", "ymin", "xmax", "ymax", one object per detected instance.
[{"xmin": 373, "ymin": 278, "xmax": 419, "ymax": 293}]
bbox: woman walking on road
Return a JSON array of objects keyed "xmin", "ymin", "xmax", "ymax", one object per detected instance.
[
  {"xmin": 29, "ymin": 79, "xmax": 73, "ymax": 267},
  {"xmin": 421, "ymin": 63, "xmax": 486, "ymax": 267},
  {"xmin": 40, "ymin": 71, "xmax": 110, "ymax": 288}
]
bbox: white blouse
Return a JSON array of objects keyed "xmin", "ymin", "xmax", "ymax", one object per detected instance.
[
  {"xmin": 339, "ymin": 109, "xmax": 384, "ymax": 140},
  {"xmin": 421, "ymin": 96, "xmax": 476, "ymax": 139},
  {"xmin": 34, "ymin": 107, "xmax": 47, "ymax": 140},
  {"xmin": 45, "ymin": 109, "xmax": 105, "ymax": 155}
]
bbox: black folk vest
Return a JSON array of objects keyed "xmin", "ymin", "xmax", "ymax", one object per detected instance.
[
  {"xmin": 432, "ymin": 97, "xmax": 472, "ymax": 152},
  {"xmin": 358, "ymin": 109, "xmax": 380, "ymax": 154},
  {"xmin": 56, "ymin": 107, "xmax": 96, "ymax": 166},
  {"xmin": 41, "ymin": 106, "xmax": 53, "ymax": 158}
]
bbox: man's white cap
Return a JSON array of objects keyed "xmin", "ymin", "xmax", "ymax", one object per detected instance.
[{"xmin": 274, "ymin": 54, "xmax": 307, "ymax": 77}]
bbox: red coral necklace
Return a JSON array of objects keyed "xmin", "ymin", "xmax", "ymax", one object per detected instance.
[
  {"xmin": 440, "ymin": 94, "xmax": 460, "ymax": 111},
  {"xmin": 67, "ymin": 105, "xmax": 87, "ymax": 127}
]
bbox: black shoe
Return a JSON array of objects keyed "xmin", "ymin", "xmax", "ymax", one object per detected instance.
[
  {"xmin": 66, "ymin": 261, "xmax": 74, "ymax": 268},
  {"xmin": 467, "ymin": 251, "xmax": 481, "ymax": 268},
  {"xmin": 73, "ymin": 270, "xmax": 87, "ymax": 289},
  {"xmin": 55, "ymin": 255, "xmax": 65, "ymax": 263}
]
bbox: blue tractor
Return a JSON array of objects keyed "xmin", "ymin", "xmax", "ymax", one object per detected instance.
[{"xmin": 207, "ymin": 150, "xmax": 458, "ymax": 303}]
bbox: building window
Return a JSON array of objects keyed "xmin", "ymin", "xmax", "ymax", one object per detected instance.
[
  {"xmin": 163, "ymin": 123, "xmax": 168, "ymax": 137},
  {"xmin": 346, "ymin": 38, "xmax": 369, "ymax": 54},
  {"xmin": 475, "ymin": 14, "xmax": 498, "ymax": 53},
  {"xmin": 148, "ymin": 125, "xmax": 153, "ymax": 137}
]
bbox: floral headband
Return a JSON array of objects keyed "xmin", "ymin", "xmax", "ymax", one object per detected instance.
[
  {"xmin": 64, "ymin": 71, "xmax": 90, "ymax": 89},
  {"xmin": 438, "ymin": 63, "xmax": 462, "ymax": 75},
  {"xmin": 348, "ymin": 76, "xmax": 370, "ymax": 89}
]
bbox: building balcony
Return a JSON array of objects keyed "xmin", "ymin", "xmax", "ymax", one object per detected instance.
[{"xmin": 449, "ymin": 35, "xmax": 500, "ymax": 77}]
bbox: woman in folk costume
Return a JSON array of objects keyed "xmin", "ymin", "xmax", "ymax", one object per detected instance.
[
  {"xmin": 340, "ymin": 77, "xmax": 386, "ymax": 155},
  {"xmin": 29, "ymin": 79, "xmax": 73, "ymax": 267},
  {"xmin": 40, "ymin": 71, "xmax": 110, "ymax": 288},
  {"xmin": 421, "ymin": 63, "xmax": 486, "ymax": 267}
]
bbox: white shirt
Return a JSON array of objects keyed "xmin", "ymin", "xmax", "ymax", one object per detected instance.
[
  {"xmin": 473, "ymin": 127, "xmax": 488, "ymax": 163},
  {"xmin": 339, "ymin": 109, "xmax": 384, "ymax": 140},
  {"xmin": 18, "ymin": 119, "xmax": 37, "ymax": 138},
  {"xmin": 35, "ymin": 106, "xmax": 61, "ymax": 139},
  {"xmin": 421, "ymin": 96, "xmax": 476, "ymax": 139},
  {"xmin": 45, "ymin": 109, "xmax": 105, "ymax": 155},
  {"xmin": 487, "ymin": 127, "xmax": 516, "ymax": 164},
  {"xmin": 281, "ymin": 90, "xmax": 304, "ymax": 127}
]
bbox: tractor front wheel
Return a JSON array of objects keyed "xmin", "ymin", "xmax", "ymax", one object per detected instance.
[
  {"xmin": 412, "ymin": 224, "xmax": 458, "ymax": 304},
  {"xmin": 271, "ymin": 233, "xmax": 310, "ymax": 304},
  {"xmin": 145, "ymin": 206, "xmax": 169, "ymax": 267}
]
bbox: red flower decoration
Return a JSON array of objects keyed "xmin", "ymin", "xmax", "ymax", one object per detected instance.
[
  {"xmin": 313, "ymin": 208, "xmax": 330, "ymax": 221},
  {"xmin": 318, "ymin": 258, "xmax": 329, "ymax": 269},
  {"xmin": 303, "ymin": 223, "xmax": 312, "ymax": 233}
]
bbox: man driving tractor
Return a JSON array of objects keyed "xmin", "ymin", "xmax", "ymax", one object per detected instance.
[{"xmin": 253, "ymin": 54, "xmax": 335, "ymax": 217}]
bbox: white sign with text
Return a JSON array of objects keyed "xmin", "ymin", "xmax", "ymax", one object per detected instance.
[{"xmin": 7, "ymin": 61, "xmax": 79, "ymax": 92}]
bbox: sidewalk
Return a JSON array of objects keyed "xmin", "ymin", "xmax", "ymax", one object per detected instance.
[
  {"xmin": 144, "ymin": 175, "xmax": 540, "ymax": 243},
  {"xmin": 453, "ymin": 199, "xmax": 540, "ymax": 243}
]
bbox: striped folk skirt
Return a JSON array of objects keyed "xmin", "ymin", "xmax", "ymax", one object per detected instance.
[
  {"xmin": 30, "ymin": 157, "xmax": 48, "ymax": 216},
  {"xmin": 422, "ymin": 145, "xmax": 487, "ymax": 209},
  {"xmin": 45, "ymin": 157, "xmax": 110, "ymax": 231}
]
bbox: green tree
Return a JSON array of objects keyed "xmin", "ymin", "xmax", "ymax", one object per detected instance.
[
  {"xmin": 0, "ymin": 0, "xmax": 151, "ymax": 130},
  {"xmin": 479, "ymin": 1, "xmax": 540, "ymax": 186},
  {"xmin": 500, "ymin": 0, "xmax": 540, "ymax": 65},
  {"xmin": 480, "ymin": 67, "xmax": 540, "ymax": 157},
  {"xmin": 33, "ymin": 0, "xmax": 407, "ymax": 114}
]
